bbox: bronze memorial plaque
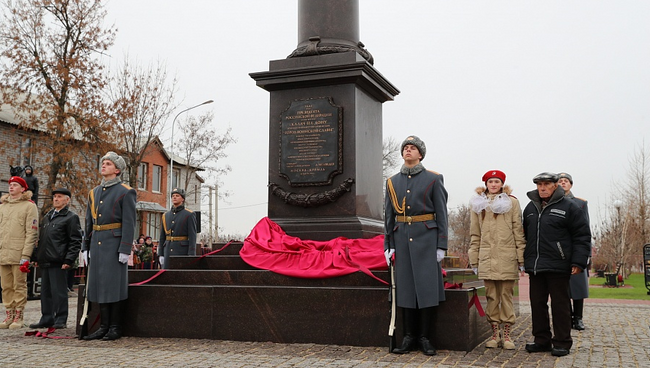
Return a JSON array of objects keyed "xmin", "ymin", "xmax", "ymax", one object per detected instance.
[{"xmin": 279, "ymin": 97, "xmax": 343, "ymax": 186}]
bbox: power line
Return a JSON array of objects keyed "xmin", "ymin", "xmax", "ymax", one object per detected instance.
[{"xmin": 219, "ymin": 202, "xmax": 267, "ymax": 210}]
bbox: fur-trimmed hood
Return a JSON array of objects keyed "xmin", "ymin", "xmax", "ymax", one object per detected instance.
[
  {"xmin": 474, "ymin": 185, "xmax": 513, "ymax": 196},
  {"xmin": 1, "ymin": 190, "xmax": 34, "ymax": 204}
]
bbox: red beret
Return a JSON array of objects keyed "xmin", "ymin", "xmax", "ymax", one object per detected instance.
[
  {"xmin": 9, "ymin": 176, "xmax": 28, "ymax": 190},
  {"xmin": 482, "ymin": 170, "xmax": 506, "ymax": 184}
]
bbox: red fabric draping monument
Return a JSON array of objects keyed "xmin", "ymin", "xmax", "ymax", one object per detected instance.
[
  {"xmin": 240, "ymin": 217, "xmax": 483, "ymax": 315},
  {"xmin": 240, "ymin": 217, "xmax": 388, "ymax": 284}
]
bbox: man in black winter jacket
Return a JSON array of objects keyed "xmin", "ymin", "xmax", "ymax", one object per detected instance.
[
  {"xmin": 30, "ymin": 188, "xmax": 82, "ymax": 329},
  {"xmin": 522, "ymin": 172, "xmax": 591, "ymax": 357},
  {"xmin": 23, "ymin": 165, "xmax": 39, "ymax": 204}
]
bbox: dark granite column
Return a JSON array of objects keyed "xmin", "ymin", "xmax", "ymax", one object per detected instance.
[{"xmin": 250, "ymin": 0, "xmax": 399, "ymax": 240}]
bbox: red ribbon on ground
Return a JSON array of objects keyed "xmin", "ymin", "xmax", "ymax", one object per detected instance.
[
  {"xmin": 468, "ymin": 288, "xmax": 486, "ymax": 317},
  {"xmin": 25, "ymin": 327, "xmax": 73, "ymax": 339}
]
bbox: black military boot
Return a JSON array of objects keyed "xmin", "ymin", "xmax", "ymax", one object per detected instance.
[
  {"xmin": 103, "ymin": 301, "xmax": 123, "ymax": 341},
  {"xmin": 83, "ymin": 304, "xmax": 110, "ymax": 340},
  {"xmin": 392, "ymin": 308, "xmax": 417, "ymax": 354},
  {"xmin": 572, "ymin": 299, "xmax": 585, "ymax": 330},
  {"xmin": 418, "ymin": 307, "xmax": 437, "ymax": 356}
]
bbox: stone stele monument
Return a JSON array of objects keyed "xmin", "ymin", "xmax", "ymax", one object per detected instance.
[{"xmin": 250, "ymin": 0, "xmax": 399, "ymax": 240}]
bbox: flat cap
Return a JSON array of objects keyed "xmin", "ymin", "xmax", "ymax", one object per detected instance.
[
  {"xmin": 52, "ymin": 188, "xmax": 72, "ymax": 197},
  {"xmin": 533, "ymin": 172, "xmax": 559, "ymax": 184}
]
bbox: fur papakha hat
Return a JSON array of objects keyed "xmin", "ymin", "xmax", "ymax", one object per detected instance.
[
  {"xmin": 101, "ymin": 151, "xmax": 126, "ymax": 175},
  {"xmin": 171, "ymin": 188, "xmax": 186, "ymax": 199},
  {"xmin": 400, "ymin": 135, "xmax": 426, "ymax": 160},
  {"xmin": 558, "ymin": 172, "xmax": 573, "ymax": 184}
]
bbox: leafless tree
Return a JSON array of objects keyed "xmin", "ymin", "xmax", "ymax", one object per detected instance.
[
  {"xmin": 0, "ymin": 0, "xmax": 116, "ymax": 212},
  {"xmin": 594, "ymin": 143, "xmax": 649, "ymax": 277},
  {"xmin": 107, "ymin": 57, "xmax": 178, "ymax": 193},
  {"xmin": 176, "ymin": 111, "xmax": 236, "ymax": 199},
  {"xmin": 448, "ymin": 204, "xmax": 472, "ymax": 267},
  {"xmin": 383, "ymin": 136, "xmax": 401, "ymax": 182}
]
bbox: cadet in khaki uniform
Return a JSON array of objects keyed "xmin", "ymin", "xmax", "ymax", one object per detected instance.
[
  {"xmin": 0, "ymin": 176, "xmax": 38, "ymax": 329},
  {"xmin": 384, "ymin": 136, "xmax": 448, "ymax": 356},
  {"xmin": 81, "ymin": 152, "xmax": 136, "ymax": 341},
  {"xmin": 158, "ymin": 188, "xmax": 197, "ymax": 269}
]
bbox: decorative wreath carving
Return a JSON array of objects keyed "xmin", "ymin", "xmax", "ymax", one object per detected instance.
[
  {"xmin": 269, "ymin": 178, "xmax": 355, "ymax": 208},
  {"xmin": 288, "ymin": 36, "xmax": 374, "ymax": 65}
]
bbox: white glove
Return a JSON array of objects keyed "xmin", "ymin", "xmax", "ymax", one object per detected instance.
[
  {"xmin": 20, "ymin": 259, "xmax": 29, "ymax": 265},
  {"xmin": 82, "ymin": 250, "xmax": 88, "ymax": 266},
  {"xmin": 384, "ymin": 249, "xmax": 395, "ymax": 266},
  {"xmin": 118, "ymin": 253, "xmax": 129, "ymax": 264},
  {"xmin": 519, "ymin": 265, "xmax": 525, "ymax": 273},
  {"xmin": 159, "ymin": 256, "xmax": 165, "ymax": 268},
  {"xmin": 436, "ymin": 249, "xmax": 445, "ymax": 263},
  {"xmin": 472, "ymin": 268, "xmax": 478, "ymax": 275}
]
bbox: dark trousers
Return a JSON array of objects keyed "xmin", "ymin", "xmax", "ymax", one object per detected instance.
[
  {"xmin": 529, "ymin": 273, "xmax": 572, "ymax": 349},
  {"xmin": 39, "ymin": 266, "xmax": 69, "ymax": 325}
]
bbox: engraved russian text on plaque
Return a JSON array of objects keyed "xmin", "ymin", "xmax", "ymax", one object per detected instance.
[{"xmin": 279, "ymin": 97, "xmax": 343, "ymax": 186}]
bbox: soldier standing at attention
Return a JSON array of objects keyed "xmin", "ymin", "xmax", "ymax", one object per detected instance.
[
  {"xmin": 81, "ymin": 152, "xmax": 136, "ymax": 341},
  {"xmin": 158, "ymin": 188, "xmax": 197, "ymax": 269},
  {"xmin": 384, "ymin": 136, "xmax": 448, "ymax": 356},
  {"xmin": 557, "ymin": 172, "xmax": 591, "ymax": 331}
]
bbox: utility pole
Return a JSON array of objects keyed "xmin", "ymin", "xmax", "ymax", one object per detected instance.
[
  {"xmin": 214, "ymin": 184, "xmax": 219, "ymax": 243},
  {"xmin": 208, "ymin": 186, "xmax": 214, "ymax": 247}
]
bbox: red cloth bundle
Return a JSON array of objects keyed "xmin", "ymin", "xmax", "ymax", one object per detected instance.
[{"xmin": 240, "ymin": 217, "xmax": 387, "ymax": 280}]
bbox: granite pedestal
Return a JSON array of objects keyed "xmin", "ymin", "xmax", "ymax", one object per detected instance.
[{"xmin": 76, "ymin": 243, "xmax": 516, "ymax": 351}]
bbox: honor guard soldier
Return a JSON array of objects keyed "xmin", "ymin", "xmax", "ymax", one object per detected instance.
[
  {"xmin": 384, "ymin": 135, "xmax": 449, "ymax": 356},
  {"xmin": 557, "ymin": 172, "xmax": 591, "ymax": 331},
  {"xmin": 158, "ymin": 188, "xmax": 197, "ymax": 269},
  {"xmin": 81, "ymin": 152, "xmax": 137, "ymax": 341}
]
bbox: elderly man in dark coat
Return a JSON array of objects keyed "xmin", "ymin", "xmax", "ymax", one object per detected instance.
[
  {"xmin": 384, "ymin": 135, "xmax": 448, "ymax": 356},
  {"xmin": 557, "ymin": 172, "xmax": 591, "ymax": 331},
  {"xmin": 158, "ymin": 188, "xmax": 197, "ymax": 269},
  {"xmin": 81, "ymin": 152, "xmax": 137, "ymax": 341},
  {"xmin": 30, "ymin": 187, "xmax": 82, "ymax": 329},
  {"xmin": 523, "ymin": 172, "xmax": 591, "ymax": 357}
]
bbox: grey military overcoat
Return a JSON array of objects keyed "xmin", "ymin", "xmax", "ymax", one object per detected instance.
[
  {"xmin": 82, "ymin": 182, "xmax": 137, "ymax": 303},
  {"xmin": 567, "ymin": 192, "xmax": 590, "ymax": 300},
  {"xmin": 159, "ymin": 204, "xmax": 197, "ymax": 269},
  {"xmin": 384, "ymin": 169, "xmax": 449, "ymax": 309}
]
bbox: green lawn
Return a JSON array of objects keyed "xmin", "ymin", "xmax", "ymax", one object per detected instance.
[{"xmin": 588, "ymin": 273, "xmax": 650, "ymax": 300}]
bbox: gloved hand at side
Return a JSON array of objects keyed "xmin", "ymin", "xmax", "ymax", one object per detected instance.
[
  {"xmin": 159, "ymin": 256, "xmax": 165, "ymax": 268},
  {"xmin": 118, "ymin": 253, "xmax": 129, "ymax": 264},
  {"xmin": 82, "ymin": 250, "xmax": 89, "ymax": 266},
  {"xmin": 436, "ymin": 249, "xmax": 445, "ymax": 263},
  {"xmin": 384, "ymin": 249, "xmax": 395, "ymax": 266}
]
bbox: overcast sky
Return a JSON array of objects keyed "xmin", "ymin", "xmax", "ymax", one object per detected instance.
[{"xmin": 105, "ymin": 1, "xmax": 650, "ymax": 237}]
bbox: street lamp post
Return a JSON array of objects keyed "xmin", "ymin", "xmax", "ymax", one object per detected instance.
[{"xmin": 169, "ymin": 100, "xmax": 213, "ymax": 208}]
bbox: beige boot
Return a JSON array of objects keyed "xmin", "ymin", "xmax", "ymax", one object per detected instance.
[
  {"xmin": 0, "ymin": 310, "xmax": 15, "ymax": 329},
  {"xmin": 9, "ymin": 309, "xmax": 24, "ymax": 329},
  {"xmin": 502, "ymin": 323, "xmax": 515, "ymax": 349},
  {"xmin": 485, "ymin": 323, "xmax": 501, "ymax": 348}
]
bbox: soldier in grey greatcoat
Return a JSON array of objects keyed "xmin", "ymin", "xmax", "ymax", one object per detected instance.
[
  {"xmin": 81, "ymin": 152, "xmax": 136, "ymax": 341},
  {"xmin": 558, "ymin": 172, "xmax": 591, "ymax": 331},
  {"xmin": 158, "ymin": 188, "xmax": 197, "ymax": 269},
  {"xmin": 384, "ymin": 136, "xmax": 448, "ymax": 356}
]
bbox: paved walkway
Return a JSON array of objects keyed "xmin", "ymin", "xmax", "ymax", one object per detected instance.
[{"xmin": 1, "ymin": 281, "xmax": 649, "ymax": 368}]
